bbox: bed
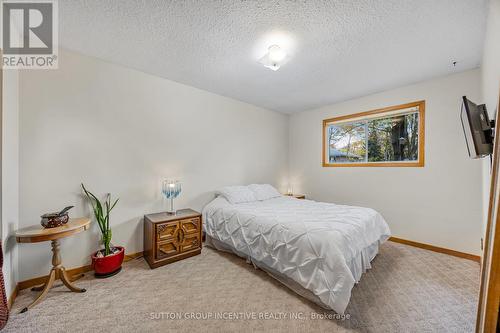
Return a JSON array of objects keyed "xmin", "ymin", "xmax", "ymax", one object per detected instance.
[{"xmin": 202, "ymin": 185, "xmax": 391, "ymax": 314}]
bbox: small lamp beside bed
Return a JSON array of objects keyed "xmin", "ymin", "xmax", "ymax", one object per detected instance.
[{"xmin": 162, "ymin": 179, "xmax": 181, "ymax": 215}]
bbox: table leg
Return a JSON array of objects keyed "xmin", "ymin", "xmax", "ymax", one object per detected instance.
[
  {"xmin": 20, "ymin": 269, "xmax": 56, "ymax": 313},
  {"xmin": 21, "ymin": 239, "xmax": 86, "ymax": 313},
  {"xmin": 31, "ymin": 284, "xmax": 46, "ymax": 292},
  {"xmin": 31, "ymin": 272, "xmax": 83, "ymax": 291},
  {"xmin": 59, "ymin": 267, "xmax": 86, "ymax": 293}
]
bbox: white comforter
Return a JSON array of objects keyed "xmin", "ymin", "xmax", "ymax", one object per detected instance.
[{"xmin": 202, "ymin": 196, "xmax": 391, "ymax": 314}]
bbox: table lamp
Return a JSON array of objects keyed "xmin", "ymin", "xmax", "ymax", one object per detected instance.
[{"xmin": 162, "ymin": 179, "xmax": 181, "ymax": 215}]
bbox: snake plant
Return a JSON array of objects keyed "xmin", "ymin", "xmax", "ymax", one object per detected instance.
[{"xmin": 81, "ymin": 184, "xmax": 119, "ymax": 256}]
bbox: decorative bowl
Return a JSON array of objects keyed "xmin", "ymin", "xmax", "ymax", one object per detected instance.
[{"xmin": 40, "ymin": 213, "xmax": 69, "ymax": 228}]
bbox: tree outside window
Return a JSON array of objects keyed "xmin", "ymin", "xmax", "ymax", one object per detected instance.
[{"xmin": 323, "ymin": 101, "xmax": 425, "ymax": 167}]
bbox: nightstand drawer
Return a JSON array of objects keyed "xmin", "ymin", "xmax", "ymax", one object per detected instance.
[
  {"xmin": 180, "ymin": 232, "xmax": 200, "ymax": 252},
  {"xmin": 180, "ymin": 217, "xmax": 200, "ymax": 235},
  {"xmin": 157, "ymin": 239, "xmax": 179, "ymax": 258},
  {"xmin": 156, "ymin": 221, "xmax": 179, "ymax": 241}
]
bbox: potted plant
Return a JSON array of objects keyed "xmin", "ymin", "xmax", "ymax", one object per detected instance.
[{"xmin": 82, "ymin": 184, "xmax": 124, "ymax": 278}]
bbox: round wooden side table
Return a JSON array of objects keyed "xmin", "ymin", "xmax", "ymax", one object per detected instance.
[{"xmin": 15, "ymin": 218, "xmax": 91, "ymax": 313}]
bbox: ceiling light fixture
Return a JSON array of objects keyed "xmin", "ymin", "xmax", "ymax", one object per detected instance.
[{"xmin": 259, "ymin": 45, "xmax": 288, "ymax": 71}]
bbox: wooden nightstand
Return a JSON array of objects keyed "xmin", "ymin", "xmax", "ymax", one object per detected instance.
[
  {"xmin": 286, "ymin": 194, "xmax": 305, "ymax": 199},
  {"xmin": 144, "ymin": 209, "xmax": 202, "ymax": 269}
]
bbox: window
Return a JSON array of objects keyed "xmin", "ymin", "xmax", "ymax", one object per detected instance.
[{"xmin": 322, "ymin": 101, "xmax": 425, "ymax": 167}]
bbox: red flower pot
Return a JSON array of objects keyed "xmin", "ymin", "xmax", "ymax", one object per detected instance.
[{"xmin": 91, "ymin": 246, "xmax": 124, "ymax": 278}]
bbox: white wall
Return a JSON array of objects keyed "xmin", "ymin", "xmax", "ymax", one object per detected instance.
[
  {"xmin": 481, "ymin": 0, "xmax": 500, "ymax": 237},
  {"xmin": 18, "ymin": 49, "xmax": 289, "ymax": 281},
  {"xmin": 1, "ymin": 68, "xmax": 20, "ymax": 297},
  {"xmin": 482, "ymin": 0, "xmax": 500, "ymax": 113},
  {"xmin": 290, "ymin": 69, "xmax": 483, "ymax": 255}
]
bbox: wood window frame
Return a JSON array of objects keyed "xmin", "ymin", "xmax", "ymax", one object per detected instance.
[{"xmin": 322, "ymin": 100, "xmax": 425, "ymax": 167}]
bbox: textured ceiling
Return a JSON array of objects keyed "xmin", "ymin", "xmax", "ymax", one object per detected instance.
[{"xmin": 59, "ymin": 0, "xmax": 489, "ymax": 113}]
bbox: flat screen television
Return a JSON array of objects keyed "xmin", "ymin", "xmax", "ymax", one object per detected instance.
[{"xmin": 461, "ymin": 96, "xmax": 494, "ymax": 158}]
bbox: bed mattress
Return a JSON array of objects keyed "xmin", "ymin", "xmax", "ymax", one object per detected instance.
[{"xmin": 202, "ymin": 196, "xmax": 391, "ymax": 314}]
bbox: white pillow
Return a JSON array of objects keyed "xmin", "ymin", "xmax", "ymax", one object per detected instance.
[
  {"xmin": 216, "ymin": 186, "xmax": 257, "ymax": 204},
  {"xmin": 248, "ymin": 184, "xmax": 282, "ymax": 201}
]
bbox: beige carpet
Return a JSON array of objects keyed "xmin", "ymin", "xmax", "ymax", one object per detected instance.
[{"xmin": 6, "ymin": 241, "xmax": 479, "ymax": 332}]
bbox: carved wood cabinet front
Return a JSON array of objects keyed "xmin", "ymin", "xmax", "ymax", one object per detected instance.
[{"xmin": 144, "ymin": 209, "xmax": 202, "ymax": 268}]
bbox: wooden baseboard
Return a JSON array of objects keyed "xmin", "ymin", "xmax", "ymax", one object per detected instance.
[
  {"xmin": 17, "ymin": 250, "xmax": 143, "ymax": 292},
  {"xmin": 124, "ymin": 251, "xmax": 143, "ymax": 261},
  {"xmin": 389, "ymin": 237, "xmax": 480, "ymax": 262},
  {"xmin": 7, "ymin": 284, "xmax": 18, "ymax": 310}
]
